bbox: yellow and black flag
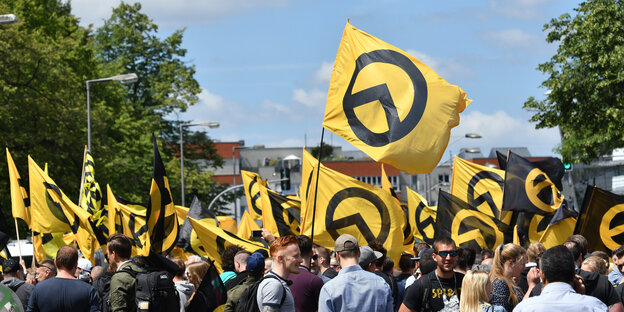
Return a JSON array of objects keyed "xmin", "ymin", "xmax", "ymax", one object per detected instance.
[
  {"xmin": 146, "ymin": 134, "xmax": 179, "ymax": 255},
  {"xmin": 259, "ymin": 184, "xmax": 301, "ymax": 237},
  {"xmin": 7, "ymin": 149, "xmax": 30, "ymax": 226},
  {"xmin": 437, "ymin": 190, "xmax": 512, "ymax": 251},
  {"xmin": 107, "ymin": 185, "xmax": 150, "ymax": 256},
  {"xmin": 539, "ymin": 200, "xmax": 577, "ymax": 249},
  {"xmin": 177, "ymin": 196, "xmax": 217, "ymax": 252},
  {"xmin": 238, "ymin": 210, "xmax": 261, "ymax": 240},
  {"xmin": 575, "ymin": 186, "xmax": 624, "ymax": 253},
  {"xmin": 188, "ymin": 217, "xmax": 267, "ymax": 273},
  {"xmin": 241, "ymin": 170, "xmax": 266, "ymax": 220},
  {"xmin": 502, "ymin": 151, "xmax": 564, "ymax": 215},
  {"xmin": 406, "ymin": 187, "xmax": 436, "ymax": 245},
  {"xmin": 301, "ymin": 163, "xmax": 405, "ymax": 263},
  {"xmin": 79, "ymin": 147, "xmax": 103, "ymax": 224},
  {"xmin": 301, "ymin": 148, "xmax": 317, "ymax": 207},
  {"xmin": 323, "ymin": 22, "xmax": 471, "ymax": 174}
]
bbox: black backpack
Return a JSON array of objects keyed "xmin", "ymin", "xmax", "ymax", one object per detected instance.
[
  {"xmin": 119, "ymin": 268, "xmax": 179, "ymax": 312},
  {"xmin": 92, "ymin": 272, "xmax": 113, "ymax": 312},
  {"xmin": 235, "ymin": 275, "xmax": 286, "ymax": 312}
]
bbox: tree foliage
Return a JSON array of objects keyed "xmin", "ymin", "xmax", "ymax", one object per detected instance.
[
  {"xmin": 311, "ymin": 142, "xmax": 334, "ymax": 161},
  {"xmin": 524, "ymin": 0, "xmax": 624, "ymax": 163}
]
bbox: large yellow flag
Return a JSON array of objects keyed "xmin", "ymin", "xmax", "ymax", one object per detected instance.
[
  {"xmin": 301, "ymin": 164, "xmax": 404, "ymax": 264},
  {"xmin": 323, "ymin": 22, "xmax": 470, "ymax": 174},
  {"xmin": 450, "ymin": 156, "xmax": 512, "ymax": 225},
  {"xmin": 79, "ymin": 147, "xmax": 103, "ymax": 225},
  {"xmin": 259, "ymin": 184, "xmax": 301, "ymax": 237},
  {"xmin": 301, "ymin": 148, "xmax": 317, "ymax": 206},
  {"xmin": 241, "ymin": 170, "xmax": 267, "ymax": 220},
  {"xmin": 28, "ymin": 156, "xmax": 100, "ymax": 263},
  {"xmin": 237, "ymin": 210, "xmax": 261, "ymax": 240},
  {"xmin": 146, "ymin": 135, "xmax": 179, "ymax": 255},
  {"xmin": 188, "ymin": 217, "xmax": 267, "ymax": 273},
  {"xmin": 406, "ymin": 187, "xmax": 437, "ymax": 245},
  {"xmin": 7, "ymin": 149, "xmax": 30, "ymax": 226},
  {"xmin": 107, "ymin": 185, "xmax": 150, "ymax": 257}
]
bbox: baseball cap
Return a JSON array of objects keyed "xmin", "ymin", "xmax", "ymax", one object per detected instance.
[
  {"xmin": 77, "ymin": 258, "xmax": 93, "ymax": 272},
  {"xmin": 2, "ymin": 259, "xmax": 20, "ymax": 274},
  {"xmin": 358, "ymin": 246, "xmax": 383, "ymax": 267},
  {"xmin": 247, "ymin": 252, "xmax": 265, "ymax": 274},
  {"xmin": 416, "ymin": 248, "xmax": 434, "ymax": 261},
  {"xmin": 334, "ymin": 234, "xmax": 359, "ymax": 253}
]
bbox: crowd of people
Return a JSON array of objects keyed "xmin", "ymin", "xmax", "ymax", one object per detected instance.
[{"xmin": 1, "ymin": 232, "xmax": 623, "ymax": 312}]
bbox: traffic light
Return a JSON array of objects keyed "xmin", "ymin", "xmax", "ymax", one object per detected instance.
[
  {"xmin": 280, "ymin": 167, "xmax": 291, "ymax": 191},
  {"xmin": 564, "ymin": 163, "xmax": 573, "ymax": 171}
]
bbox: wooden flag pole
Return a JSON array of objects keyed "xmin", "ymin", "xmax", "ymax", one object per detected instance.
[
  {"xmin": 31, "ymin": 230, "xmax": 36, "ymax": 268},
  {"xmin": 310, "ymin": 128, "xmax": 325, "ymax": 244},
  {"xmin": 13, "ymin": 218, "xmax": 22, "ymax": 261}
]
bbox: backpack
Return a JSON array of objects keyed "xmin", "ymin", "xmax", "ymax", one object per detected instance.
[
  {"xmin": 235, "ymin": 275, "xmax": 287, "ymax": 312},
  {"xmin": 119, "ymin": 267, "xmax": 179, "ymax": 312},
  {"xmin": 92, "ymin": 272, "xmax": 113, "ymax": 312}
]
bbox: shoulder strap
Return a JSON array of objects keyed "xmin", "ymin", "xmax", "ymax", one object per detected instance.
[
  {"xmin": 420, "ymin": 272, "xmax": 432, "ymax": 312},
  {"xmin": 262, "ymin": 275, "xmax": 288, "ymax": 305}
]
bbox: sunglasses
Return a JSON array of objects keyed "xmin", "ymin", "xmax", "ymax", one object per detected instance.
[
  {"xmin": 312, "ymin": 254, "xmax": 318, "ymax": 260},
  {"xmin": 436, "ymin": 250, "xmax": 458, "ymax": 258}
]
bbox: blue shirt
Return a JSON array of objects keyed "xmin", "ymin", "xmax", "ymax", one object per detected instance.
[
  {"xmin": 514, "ymin": 282, "xmax": 608, "ymax": 312},
  {"xmin": 27, "ymin": 277, "xmax": 101, "ymax": 312},
  {"xmin": 317, "ymin": 272, "xmax": 331, "ymax": 284},
  {"xmin": 318, "ymin": 264, "xmax": 392, "ymax": 312},
  {"xmin": 609, "ymin": 267, "xmax": 622, "ymax": 286}
]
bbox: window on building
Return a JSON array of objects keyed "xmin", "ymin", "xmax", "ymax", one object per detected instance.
[{"xmin": 439, "ymin": 174, "xmax": 449, "ymax": 183}]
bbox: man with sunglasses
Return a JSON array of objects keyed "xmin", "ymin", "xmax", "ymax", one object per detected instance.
[
  {"xmin": 290, "ymin": 235, "xmax": 324, "ymax": 312},
  {"xmin": 399, "ymin": 237, "xmax": 464, "ymax": 312}
]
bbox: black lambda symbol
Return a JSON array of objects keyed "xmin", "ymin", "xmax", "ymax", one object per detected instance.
[
  {"xmin": 325, "ymin": 187, "xmax": 391, "ymax": 243},
  {"xmin": 343, "ymin": 49, "xmax": 428, "ymax": 147},
  {"xmin": 467, "ymin": 171, "xmax": 504, "ymax": 219}
]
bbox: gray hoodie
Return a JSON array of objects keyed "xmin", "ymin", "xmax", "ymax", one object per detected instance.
[{"xmin": 175, "ymin": 280, "xmax": 195, "ymax": 312}]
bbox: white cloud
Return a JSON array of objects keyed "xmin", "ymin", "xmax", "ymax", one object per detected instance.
[
  {"xmin": 450, "ymin": 110, "xmax": 560, "ymax": 157},
  {"xmin": 405, "ymin": 50, "xmax": 475, "ymax": 80},
  {"xmin": 480, "ymin": 29, "xmax": 541, "ymax": 52},
  {"xmin": 261, "ymin": 99, "xmax": 292, "ymax": 115},
  {"xmin": 69, "ymin": 0, "xmax": 290, "ymax": 27},
  {"xmin": 488, "ymin": 0, "xmax": 551, "ymax": 20},
  {"xmin": 313, "ymin": 61, "xmax": 334, "ymax": 85},
  {"xmin": 292, "ymin": 88, "xmax": 326, "ymax": 109},
  {"xmin": 196, "ymin": 89, "xmax": 226, "ymax": 112}
]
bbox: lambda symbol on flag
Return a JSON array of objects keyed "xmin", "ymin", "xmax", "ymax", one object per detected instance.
[
  {"xmin": 414, "ymin": 201, "xmax": 435, "ymax": 244},
  {"xmin": 600, "ymin": 204, "xmax": 624, "ymax": 250},
  {"xmin": 325, "ymin": 187, "xmax": 391, "ymax": 243},
  {"xmin": 248, "ymin": 178, "xmax": 263, "ymax": 216},
  {"xmin": 343, "ymin": 50, "xmax": 428, "ymax": 147},
  {"xmin": 467, "ymin": 171, "xmax": 504, "ymax": 218},
  {"xmin": 525, "ymin": 168, "xmax": 563, "ymax": 213},
  {"xmin": 452, "ymin": 211, "xmax": 505, "ymax": 249}
]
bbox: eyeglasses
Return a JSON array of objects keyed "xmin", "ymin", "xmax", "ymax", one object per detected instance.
[
  {"xmin": 436, "ymin": 250, "xmax": 458, "ymax": 258},
  {"xmin": 312, "ymin": 254, "xmax": 318, "ymax": 260}
]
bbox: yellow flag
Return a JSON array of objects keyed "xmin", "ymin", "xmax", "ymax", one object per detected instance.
[
  {"xmin": 450, "ymin": 156, "xmax": 512, "ymax": 224},
  {"xmin": 237, "ymin": 210, "xmax": 261, "ymax": 240},
  {"xmin": 381, "ymin": 164, "xmax": 394, "ymax": 197},
  {"xmin": 259, "ymin": 184, "xmax": 301, "ymax": 237},
  {"xmin": 188, "ymin": 217, "xmax": 267, "ymax": 273},
  {"xmin": 7, "ymin": 149, "xmax": 30, "ymax": 226},
  {"xmin": 301, "ymin": 148, "xmax": 317, "ymax": 205},
  {"xmin": 539, "ymin": 217, "xmax": 576, "ymax": 249},
  {"xmin": 175, "ymin": 205, "xmax": 189, "ymax": 226},
  {"xmin": 80, "ymin": 147, "xmax": 103, "ymax": 225},
  {"xmin": 406, "ymin": 187, "xmax": 437, "ymax": 245},
  {"xmin": 301, "ymin": 164, "xmax": 405, "ymax": 264},
  {"xmin": 323, "ymin": 22, "xmax": 470, "ymax": 174},
  {"xmin": 28, "ymin": 156, "xmax": 100, "ymax": 263},
  {"xmin": 241, "ymin": 171, "xmax": 266, "ymax": 220},
  {"xmin": 217, "ymin": 216, "xmax": 237, "ymax": 234},
  {"xmin": 146, "ymin": 135, "xmax": 179, "ymax": 255},
  {"xmin": 107, "ymin": 185, "xmax": 150, "ymax": 256}
]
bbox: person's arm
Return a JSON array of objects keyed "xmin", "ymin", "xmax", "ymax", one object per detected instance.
[
  {"xmin": 317, "ymin": 286, "xmax": 334, "ymax": 312},
  {"xmin": 398, "ymin": 303, "xmax": 416, "ymax": 312},
  {"xmin": 609, "ymin": 302, "xmax": 624, "ymax": 312},
  {"xmin": 523, "ymin": 267, "xmax": 540, "ymax": 300},
  {"xmin": 25, "ymin": 288, "xmax": 37, "ymax": 312},
  {"xmin": 399, "ymin": 281, "xmax": 423, "ymax": 312},
  {"xmin": 490, "ymin": 279, "xmax": 510, "ymax": 308},
  {"xmin": 109, "ymin": 273, "xmax": 133, "ymax": 312},
  {"xmin": 89, "ymin": 287, "xmax": 102, "ymax": 312}
]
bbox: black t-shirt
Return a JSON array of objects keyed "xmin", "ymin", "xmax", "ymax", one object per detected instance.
[
  {"xmin": 530, "ymin": 269, "xmax": 620, "ymax": 307},
  {"xmin": 403, "ymin": 271, "xmax": 464, "ymax": 312}
]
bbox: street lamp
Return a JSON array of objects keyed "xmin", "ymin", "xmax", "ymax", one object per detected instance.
[
  {"xmin": 86, "ymin": 73, "xmax": 138, "ymax": 151},
  {"xmin": 427, "ymin": 181, "xmax": 450, "ymax": 204},
  {"xmin": 0, "ymin": 14, "xmax": 18, "ymax": 25},
  {"xmin": 179, "ymin": 121, "xmax": 219, "ymax": 207},
  {"xmin": 448, "ymin": 132, "xmax": 482, "ymax": 163}
]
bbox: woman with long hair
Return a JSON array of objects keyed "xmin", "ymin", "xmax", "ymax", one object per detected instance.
[
  {"xmin": 185, "ymin": 261, "xmax": 211, "ymax": 307},
  {"xmin": 459, "ymin": 270, "xmax": 505, "ymax": 312},
  {"xmin": 489, "ymin": 244, "xmax": 528, "ymax": 311}
]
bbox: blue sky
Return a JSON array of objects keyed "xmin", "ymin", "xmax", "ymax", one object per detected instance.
[{"xmin": 72, "ymin": 0, "xmax": 580, "ymax": 159}]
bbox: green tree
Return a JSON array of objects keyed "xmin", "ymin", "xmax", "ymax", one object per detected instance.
[
  {"xmin": 524, "ymin": 0, "xmax": 624, "ymax": 163},
  {"xmin": 311, "ymin": 142, "xmax": 334, "ymax": 161}
]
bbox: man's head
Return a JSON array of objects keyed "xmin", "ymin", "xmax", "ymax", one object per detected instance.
[
  {"xmin": 399, "ymin": 253, "xmax": 415, "ymax": 274},
  {"xmin": 296, "ymin": 235, "xmax": 313, "ymax": 268},
  {"xmin": 456, "ymin": 247, "xmax": 476, "ymax": 272},
  {"xmin": 566, "ymin": 235, "xmax": 588, "ymax": 258},
  {"xmin": 312, "ymin": 245, "xmax": 330, "ymax": 274},
  {"xmin": 270, "ymin": 235, "xmax": 303, "ymax": 276},
  {"xmin": 613, "ymin": 246, "xmax": 624, "ymax": 274},
  {"xmin": 2, "ymin": 259, "xmax": 22, "ymax": 279},
  {"xmin": 432, "ymin": 237, "xmax": 457, "ymax": 274},
  {"xmin": 221, "ymin": 245, "xmax": 244, "ymax": 272},
  {"xmin": 107, "ymin": 234, "xmax": 133, "ymax": 266},
  {"xmin": 367, "ymin": 240, "xmax": 386, "ymax": 270},
  {"xmin": 414, "ymin": 242, "xmax": 429, "ymax": 256},
  {"xmin": 526, "ymin": 242, "xmax": 546, "ymax": 264},
  {"xmin": 56, "ymin": 246, "xmax": 79, "ymax": 275},
  {"xmin": 334, "ymin": 234, "xmax": 360, "ymax": 266},
  {"xmin": 247, "ymin": 252, "xmax": 266, "ymax": 278},
  {"xmin": 563, "ymin": 241, "xmax": 582, "ymax": 266},
  {"xmin": 540, "ymin": 245, "xmax": 575, "ymax": 284},
  {"xmin": 36, "ymin": 259, "xmax": 57, "ymax": 282},
  {"xmin": 171, "ymin": 257, "xmax": 186, "ymax": 281},
  {"xmin": 358, "ymin": 246, "xmax": 382, "ymax": 272},
  {"xmin": 233, "ymin": 251, "xmax": 251, "ymax": 273}
]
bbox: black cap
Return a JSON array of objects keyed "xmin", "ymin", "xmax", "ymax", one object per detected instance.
[{"xmin": 2, "ymin": 259, "xmax": 20, "ymax": 274}]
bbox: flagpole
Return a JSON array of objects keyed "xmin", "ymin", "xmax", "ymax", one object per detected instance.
[
  {"xmin": 31, "ymin": 230, "xmax": 36, "ymax": 268},
  {"xmin": 310, "ymin": 128, "xmax": 325, "ymax": 244},
  {"xmin": 78, "ymin": 146, "xmax": 87, "ymax": 205},
  {"xmin": 13, "ymin": 218, "xmax": 22, "ymax": 261}
]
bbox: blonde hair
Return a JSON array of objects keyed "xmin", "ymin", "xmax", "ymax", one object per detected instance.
[
  {"xmin": 186, "ymin": 261, "xmax": 210, "ymax": 291},
  {"xmin": 582, "ymin": 256, "xmax": 608, "ymax": 275},
  {"xmin": 490, "ymin": 244, "xmax": 526, "ymax": 308},
  {"xmin": 459, "ymin": 270, "xmax": 491, "ymax": 312}
]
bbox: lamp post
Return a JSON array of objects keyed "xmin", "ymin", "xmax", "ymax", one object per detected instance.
[
  {"xmin": 179, "ymin": 121, "xmax": 220, "ymax": 207},
  {"xmin": 0, "ymin": 14, "xmax": 18, "ymax": 24},
  {"xmin": 86, "ymin": 73, "xmax": 138, "ymax": 151},
  {"xmin": 427, "ymin": 181, "xmax": 450, "ymax": 204},
  {"xmin": 448, "ymin": 133, "xmax": 482, "ymax": 163}
]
